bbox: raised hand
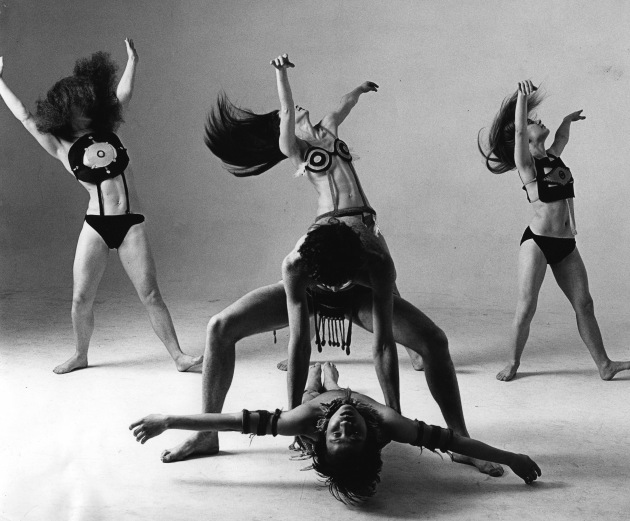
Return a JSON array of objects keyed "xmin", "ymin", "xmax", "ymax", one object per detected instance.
[
  {"xmin": 517, "ymin": 80, "xmax": 537, "ymax": 96},
  {"xmin": 129, "ymin": 414, "xmax": 169, "ymax": 444},
  {"xmin": 124, "ymin": 38, "xmax": 139, "ymax": 62},
  {"xmin": 360, "ymin": 81, "xmax": 379, "ymax": 93},
  {"xmin": 509, "ymin": 454, "xmax": 542, "ymax": 484},
  {"xmin": 270, "ymin": 53, "xmax": 295, "ymax": 70},
  {"xmin": 563, "ymin": 109, "xmax": 586, "ymax": 122}
]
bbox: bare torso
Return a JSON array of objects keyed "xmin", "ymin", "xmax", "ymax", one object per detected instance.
[{"xmin": 300, "ymin": 126, "xmax": 371, "ymax": 216}]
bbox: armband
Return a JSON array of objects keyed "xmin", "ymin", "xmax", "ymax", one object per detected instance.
[
  {"xmin": 412, "ymin": 420, "xmax": 453, "ymax": 453},
  {"xmin": 241, "ymin": 409, "xmax": 282, "ymax": 437}
]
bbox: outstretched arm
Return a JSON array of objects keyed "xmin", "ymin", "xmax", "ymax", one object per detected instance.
[
  {"xmin": 320, "ymin": 81, "xmax": 378, "ymax": 135},
  {"xmin": 282, "ymin": 250, "xmax": 312, "ymax": 410},
  {"xmin": 130, "ymin": 404, "xmax": 315, "ymax": 444},
  {"xmin": 381, "ymin": 410, "xmax": 541, "ymax": 484},
  {"xmin": 0, "ymin": 57, "xmax": 62, "ymax": 157},
  {"xmin": 548, "ymin": 110, "xmax": 585, "ymax": 157},
  {"xmin": 271, "ymin": 53, "xmax": 302, "ymax": 163},
  {"xmin": 116, "ymin": 38, "xmax": 139, "ymax": 107}
]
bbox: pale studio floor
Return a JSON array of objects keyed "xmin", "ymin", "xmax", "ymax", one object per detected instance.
[{"xmin": 1, "ymin": 288, "xmax": 629, "ymax": 521}]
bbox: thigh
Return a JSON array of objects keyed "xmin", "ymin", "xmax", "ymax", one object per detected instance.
[
  {"xmin": 216, "ymin": 282, "xmax": 293, "ymax": 338},
  {"xmin": 550, "ymin": 247, "xmax": 591, "ymax": 305},
  {"xmin": 73, "ymin": 221, "xmax": 110, "ymax": 299},
  {"xmin": 516, "ymin": 238, "xmax": 548, "ymax": 303},
  {"xmin": 351, "ymin": 286, "xmax": 440, "ymax": 348},
  {"xmin": 117, "ymin": 223, "xmax": 158, "ymax": 294}
]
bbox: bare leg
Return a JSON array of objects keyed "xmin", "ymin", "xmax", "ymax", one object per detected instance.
[
  {"xmin": 322, "ymin": 361, "xmax": 341, "ymax": 390},
  {"xmin": 353, "ymin": 287, "xmax": 503, "ymax": 476},
  {"xmin": 497, "ymin": 240, "xmax": 547, "ymax": 381},
  {"xmin": 54, "ymin": 223, "xmax": 109, "ymax": 374},
  {"xmin": 302, "ymin": 363, "xmax": 323, "ymax": 403},
  {"xmin": 551, "ymin": 248, "xmax": 630, "ymax": 380},
  {"xmin": 161, "ymin": 282, "xmax": 292, "ymax": 462},
  {"xmin": 118, "ymin": 224, "xmax": 202, "ymax": 372}
]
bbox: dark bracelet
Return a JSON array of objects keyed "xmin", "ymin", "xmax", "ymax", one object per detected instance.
[
  {"xmin": 256, "ymin": 410, "xmax": 270, "ymax": 436},
  {"xmin": 241, "ymin": 409, "xmax": 251, "ymax": 434},
  {"xmin": 271, "ymin": 409, "xmax": 281, "ymax": 437}
]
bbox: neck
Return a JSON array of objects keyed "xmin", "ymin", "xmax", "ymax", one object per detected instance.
[{"xmin": 529, "ymin": 142, "xmax": 547, "ymax": 159}]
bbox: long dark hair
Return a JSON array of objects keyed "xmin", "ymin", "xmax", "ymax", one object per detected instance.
[
  {"xmin": 310, "ymin": 389, "xmax": 387, "ymax": 504},
  {"xmin": 35, "ymin": 51, "xmax": 123, "ymax": 141},
  {"xmin": 478, "ymin": 89, "xmax": 544, "ymax": 174},
  {"xmin": 204, "ymin": 92, "xmax": 286, "ymax": 177}
]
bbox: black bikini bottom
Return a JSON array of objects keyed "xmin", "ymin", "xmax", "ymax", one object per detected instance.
[
  {"xmin": 85, "ymin": 214, "xmax": 145, "ymax": 249},
  {"xmin": 520, "ymin": 226, "xmax": 576, "ymax": 265}
]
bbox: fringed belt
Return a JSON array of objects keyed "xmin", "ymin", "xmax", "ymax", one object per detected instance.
[{"xmin": 307, "ymin": 285, "xmax": 357, "ymax": 356}]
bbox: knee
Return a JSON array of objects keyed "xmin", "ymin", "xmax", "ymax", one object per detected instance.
[
  {"xmin": 574, "ymin": 295, "xmax": 595, "ymax": 316},
  {"xmin": 414, "ymin": 326, "xmax": 449, "ymax": 360},
  {"xmin": 139, "ymin": 286, "xmax": 163, "ymax": 308},
  {"xmin": 72, "ymin": 292, "xmax": 92, "ymax": 311},
  {"xmin": 514, "ymin": 300, "xmax": 537, "ymax": 327},
  {"xmin": 207, "ymin": 312, "xmax": 239, "ymax": 346}
]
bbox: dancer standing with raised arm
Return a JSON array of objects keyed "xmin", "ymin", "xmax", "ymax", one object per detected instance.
[
  {"xmin": 0, "ymin": 40, "xmax": 201, "ymax": 374},
  {"xmin": 161, "ymin": 54, "xmax": 501, "ymax": 478},
  {"xmin": 479, "ymin": 80, "xmax": 630, "ymax": 381},
  {"xmin": 131, "ymin": 363, "xmax": 540, "ymax": 504}
]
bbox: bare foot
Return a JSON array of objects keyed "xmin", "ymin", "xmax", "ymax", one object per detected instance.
[
  {"xmin": 277, "ymin": 359, "xmax": 288, "ymax": 371},
  {"xmin": 322, "ymin": 361, "xmax": 340, "ymax": 389},
  {"xmin": 161, "ymin": 431, "xmax": 218, "ymax": 463},
  {"xmin": 598, "ymin": 360, "xmax": 630, "ymax": 381},
  {"xmin": 405, "ymin": 347, "xmax": 424, "ymax": 371},
  {"xmin": 496, "ymin": 362, "xmax": 520, "ymax": 381},
  {"xmin": 306, "ymin": 362, "xmax": 322, "ymax": 388},
  {"xmin": 452, "ymin": 453, "xmax": 504, "ymax": 477},
  {"xmin": 53, "ymin": 354, "xmax": 88, "ymax": 374},
  {"xmin": 175, "ymin": 354, "xmax": 203, "ymax": 372}
]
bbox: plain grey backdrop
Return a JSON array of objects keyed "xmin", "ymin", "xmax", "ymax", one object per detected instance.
[
  {"xmin": 2, "ymin": 2, "xmax": 630, "ymax": 520},
  {"xmin": 1, "ymin": 0, "xmax": 629, "ymax": 313}
]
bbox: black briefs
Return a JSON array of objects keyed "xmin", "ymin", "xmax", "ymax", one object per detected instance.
[
  {"xmin": 85, "ymin": 214, "xmax": 145, "ymax": 249},
  {"xmin": 520, "ymin": 226, "xmax": 576, "ymax": 265}
]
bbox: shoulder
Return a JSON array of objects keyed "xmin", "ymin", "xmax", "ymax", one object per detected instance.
[{"xmin": 315, "ymin": 121, "xmax": 337, "ymax": 140}]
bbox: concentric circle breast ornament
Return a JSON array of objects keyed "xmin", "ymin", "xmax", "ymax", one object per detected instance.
[{"xmin": 83, "ymin": 136, "xmax": 118, "ymax": 170}]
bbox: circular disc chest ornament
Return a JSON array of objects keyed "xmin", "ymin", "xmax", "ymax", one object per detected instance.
[
  {"xmin": 334, "ymin": 139, "xmax": 352, "ymax": 161},
  {"xmin": 83, "ymin": 140, "xmax": 118, "ymax": 170},
  {"xmin": 305, "ymin": 148, "xmax": 332, "ymax": 172}
]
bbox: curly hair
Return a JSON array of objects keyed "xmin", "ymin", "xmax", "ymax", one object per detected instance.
[
  {"xmin": 298, "ymin": 220, "xmax": 363, "ymax": 287},
  {"xmin": 35, "ymin": 51, "xmax": 123, "ymax": 141},
  {"xmin": 310, "ymin": 389, "xmax": 387, "ymax": 504},
  {"xmin": 478, "ymin": 89, "xmax": 544, "ymax": 174},
  {"xmin": 204, "ymin": 92, "xmax": 286, "ymax": 177}
]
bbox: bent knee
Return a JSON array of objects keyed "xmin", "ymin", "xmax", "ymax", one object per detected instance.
[
  {"xmin": 207, "ymin": 312, "xmax": 240, "ymax": 345},
  {"xmin": 411, "ymin": 326, "xmax": 449, "ymax": 359}
]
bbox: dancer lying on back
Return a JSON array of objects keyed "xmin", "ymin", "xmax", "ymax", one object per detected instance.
[{"xmin": 131, "ymin": 362, "xmax": 541, "ymax": 504}]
